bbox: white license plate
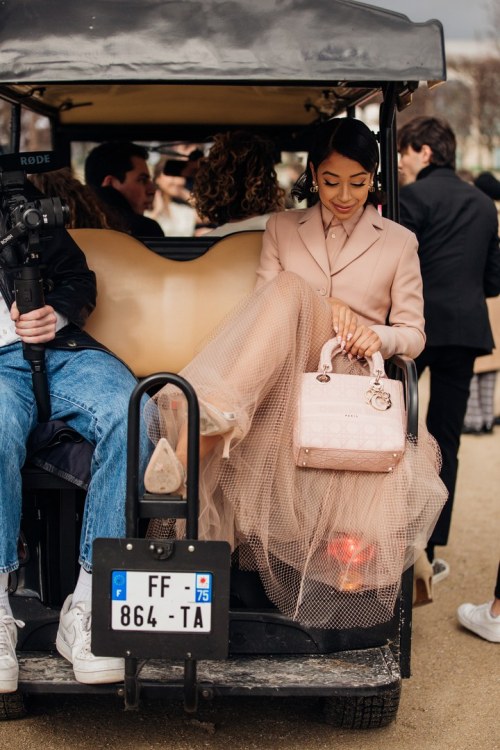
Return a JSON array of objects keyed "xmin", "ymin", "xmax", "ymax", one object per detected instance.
[{"xmin": 110, "ymin": 570, "xmax": 212, "ymax": 633}]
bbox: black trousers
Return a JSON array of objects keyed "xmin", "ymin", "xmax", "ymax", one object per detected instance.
[
  {"xmin": 495, "ymin": 563, "xmax": 500, "ymax": 600},
  {"xmin": 416, "ymin": 345, "xmax": 479, "ymax": 557}
]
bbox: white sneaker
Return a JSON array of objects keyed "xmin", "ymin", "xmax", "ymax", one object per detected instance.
[
  {"xmin": 0, "ymin": 607, "xmax": 24, "ymax": 694},
  {"xmin": 56, "ymin": 595, "xmax": 124, "ymax": 684},
  {"xmin": 457, "ymin": 601, "xmax": 500, "ymax": 643}
]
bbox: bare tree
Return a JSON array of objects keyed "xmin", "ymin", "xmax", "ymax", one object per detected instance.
[
  {"xmin": 396, "ymin": 80, "xmax": 473, "ymax": 139},
  {"xmin": 448, "ymin": 55, "xmax": 500, "ymax": 157},
  {"xmin": 486, "ymin": 0, "xmax": 500, "ymax": 53}
]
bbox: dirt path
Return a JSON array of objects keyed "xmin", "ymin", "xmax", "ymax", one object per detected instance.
[{"xmin": 5, "ymin": 379, "xmax": 500, "ymax": 750}]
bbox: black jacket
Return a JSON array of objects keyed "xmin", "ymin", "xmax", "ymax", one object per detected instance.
[
  {"xmin": 399, "ymin": 166, "xmax": 500, "ymax": 353},
  {"xmin": 93, "ymin": 185, "xmax": 164, "ymax": 238},
  {"xmin": 0, "ymin": 192, "xmax": 116, "ymax": 355}
]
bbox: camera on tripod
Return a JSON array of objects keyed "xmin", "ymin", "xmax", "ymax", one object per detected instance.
[
  {"xmin": 2, "ymin": 190, "xmax": 68, "ymax": 237},
  {"xmin": 0, "ymin": 151, "xmax": 69, "ymax": 257},
  {"xmin": 0, "ymin": 150, "xmax": 70, "ymax": 421}
]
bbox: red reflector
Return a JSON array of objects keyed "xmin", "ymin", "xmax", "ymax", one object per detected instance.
[{"xmin": 327, "ymin": 535, "xmax": 375, "ymax": 565}]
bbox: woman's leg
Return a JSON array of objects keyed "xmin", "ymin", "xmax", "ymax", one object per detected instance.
[
  {"xmin": 151, "ymin": 272, "xmax": 333, "ymax": 467},
  {"xmin": 494, "ymin": 562, "xmax": 500, "ymax": 603},
  {"xmin": 145, "ymin": 272, "xmax": 334, "ymax": 541}
]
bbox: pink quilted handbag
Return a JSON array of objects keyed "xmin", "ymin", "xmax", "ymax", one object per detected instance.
[{"xmin": 293, "ymin": 339, "xmax": 406, "ymax": 472}]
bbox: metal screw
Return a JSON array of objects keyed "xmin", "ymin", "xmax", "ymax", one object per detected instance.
[
  {"xmin": 126, "ymin": 543, "xmax": 133, "ymax": 551},
  {"xmin": 186, "ymin": 652, "xmax": 192, "ymax": 658},
  {"xmin": 126, "ymin": 650, "xmax": 131, "ymax": 656},
  {"xmin": 188, "ymin": 545, "xmax": 195, "ymax": 552}
]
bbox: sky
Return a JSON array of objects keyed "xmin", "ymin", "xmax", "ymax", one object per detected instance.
[{"xmin": 361, "ymin": 0, "xmax": 492, "ymax": 41}]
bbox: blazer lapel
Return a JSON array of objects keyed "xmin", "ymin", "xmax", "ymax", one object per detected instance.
[
  {"xmin": 331, "ymin": 205, "xmax": 384, "ymax": 275},
  {"xmin": 297, "ymin": 204, "xmax": 330, "ymax": 279}
]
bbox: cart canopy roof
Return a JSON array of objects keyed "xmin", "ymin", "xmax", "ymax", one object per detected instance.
[
  {"xmin": 0, "ymin": 0, "xmax": 445, "ymax": 137},
  {"xmin": 1, "ymin": 0, "xmax": 445, "ymax": 83}
]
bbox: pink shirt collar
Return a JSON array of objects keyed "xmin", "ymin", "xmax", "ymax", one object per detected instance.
[{"xmin": 320, "ymin": 203, "xmax": 365, "ymax": 237}]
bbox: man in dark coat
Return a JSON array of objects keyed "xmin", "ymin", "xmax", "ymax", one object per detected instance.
[{"xmin": 398, "ymin": 116, "xmax": 500, "ymax": 570}]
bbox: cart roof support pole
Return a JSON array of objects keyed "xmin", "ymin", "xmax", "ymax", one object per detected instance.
[{"xmin": 379, "ymin": 83, "xmax": 399, "ymax": 223}]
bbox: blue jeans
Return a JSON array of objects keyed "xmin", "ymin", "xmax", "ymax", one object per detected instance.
[{"xmin": 0, "ymin": 342, "xmax": 152, "ymax": 573}]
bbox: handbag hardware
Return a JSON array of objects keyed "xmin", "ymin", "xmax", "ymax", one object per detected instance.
[
  {"xmin": 365, "ymin": 371, "xmax": 392, "ymax": 411},
  {"xmin": 317, "ymin": 363, "xmax": 392, "ymax": 411}
]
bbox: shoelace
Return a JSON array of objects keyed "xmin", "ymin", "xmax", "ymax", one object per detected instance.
[{"xmin": 0, "ymin": 615, "xmax": 24, "ymax": 657}]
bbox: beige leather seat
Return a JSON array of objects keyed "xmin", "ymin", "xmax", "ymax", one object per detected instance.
[{"xmin": 69, "ymin": 229, "xmax": 263, "ymax": 376}]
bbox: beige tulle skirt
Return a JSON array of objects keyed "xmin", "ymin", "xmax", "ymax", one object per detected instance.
[{"xmin": 146, "ymin": 272, "xmax": 447, "ymax": 629}]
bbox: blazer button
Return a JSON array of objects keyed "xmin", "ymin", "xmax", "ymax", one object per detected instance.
[{"xmin": 319, "ymin": 288, "xmax": 327, "ymax": 296}]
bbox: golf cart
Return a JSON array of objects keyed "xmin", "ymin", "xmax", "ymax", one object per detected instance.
[{"xmin": 0, "ymin": 0, "xmax": 446, "ymax": 728}]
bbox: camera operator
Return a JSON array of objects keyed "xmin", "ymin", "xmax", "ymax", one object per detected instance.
[{"xmin": 0, "ymin": 172, "xmax": 152, "ymax": 693}]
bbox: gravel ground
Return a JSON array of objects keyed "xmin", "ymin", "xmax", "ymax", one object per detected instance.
[{"xmin": 3, "ymin": 376, "xmax": 500, "ymax": 749}]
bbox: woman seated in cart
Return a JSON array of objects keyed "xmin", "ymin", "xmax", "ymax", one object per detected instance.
[{"xmin": 144, "ymin": 116, "xmax": 447, "ymax": 630}]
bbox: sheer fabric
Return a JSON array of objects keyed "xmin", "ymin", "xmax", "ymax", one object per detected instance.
[{"xmin": 146, "ymin": 272, "xmax": 447, "ymax": 628}]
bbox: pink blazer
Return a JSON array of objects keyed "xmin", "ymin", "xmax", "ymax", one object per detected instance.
[{"xmin": 256, "ymin": 203, "xmax": 425, "ymax": 359}]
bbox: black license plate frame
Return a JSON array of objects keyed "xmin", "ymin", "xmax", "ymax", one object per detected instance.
[{"xmin": 91, "ymin": 537, "xmax": 230, "ymax": 660}]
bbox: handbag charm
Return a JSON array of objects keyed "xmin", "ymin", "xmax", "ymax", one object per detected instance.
[{"xmin": 365, "ymin": 370, "xmax": 392, "ymax": 411}]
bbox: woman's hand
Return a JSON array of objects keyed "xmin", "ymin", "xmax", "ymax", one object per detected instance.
[
  {"xmin": 10, "ymin": 301, "xmax": 58, "ymax": 344},
  {"xmin": 328, "ymin": 297, "xmax": 358, "ymax": 348},
  {"xmin": 344, "ymin": 325, "xmax": 382, "ymax": 359}
]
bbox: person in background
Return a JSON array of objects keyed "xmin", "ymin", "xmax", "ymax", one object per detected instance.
[
  {"xmin": 191, "ymin": 130, "xmax": 285, "ymax": 235},
  {"xmin": 457, "ymin": 562, "xmax": 500, "ymax": 643},
  {"xmin": 84, "ymin": 141, "xmax": 164, "ymax": 237},
  {"xmin": 398, "ymin": 117, "xmax": 500, "ymax": 603},
  {"xmin": 147, "ymin": 158, "xmax": 199, "ymax": 236},
  {"xmin": 173, "ymin": 148, "xmax": 204, "ymax": 192},
  {"xmin": 462, "ymin": 171, "xmax": 500, "ymax": 435},
  {"xmin": 30, "ymin": 167, "xmax": 126, "ymax": 230}
]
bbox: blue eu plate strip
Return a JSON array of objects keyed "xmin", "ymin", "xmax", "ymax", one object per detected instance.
[{"xmin": 112, "ymin": 571, "xmax": 127, "ymax": 600}]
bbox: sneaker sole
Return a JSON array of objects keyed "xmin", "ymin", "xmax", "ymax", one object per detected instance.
[
  {"xmin": 56, "ymin": 633, "xmax": 124, "ymax": 683},
  {"xmin": 0, "ymin": 677, "xmax": 18, "ymax": 693},
  {"xmin": 71, "ymin": 665, "xmax": 124, "ymax": 685},
  {"xmin": 457, "ymin": 612, "xmax": 500, "ymax": 643}
]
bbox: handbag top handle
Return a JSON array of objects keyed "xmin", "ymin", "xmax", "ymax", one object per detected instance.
[
  {"xmin": 317, "ymin": 340, "xmax": 392, "ymax": 410},
  {"xmin": 318, "ymin": 339, "xmax": 386, "ymax": 378}
]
